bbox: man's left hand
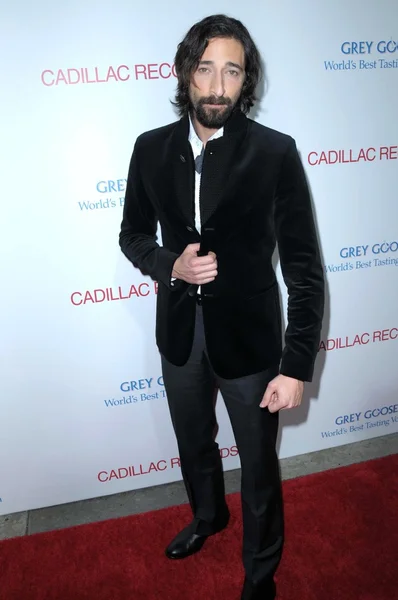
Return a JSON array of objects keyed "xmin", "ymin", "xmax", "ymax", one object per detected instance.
[{"xmin": 260, "ymin": 374, "xmax": 304, "ymax": 413}]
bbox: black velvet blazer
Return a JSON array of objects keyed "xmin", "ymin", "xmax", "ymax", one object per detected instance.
[{"xmin": 119, "ymin": 109, "xmax": 324, "ymax": 381}]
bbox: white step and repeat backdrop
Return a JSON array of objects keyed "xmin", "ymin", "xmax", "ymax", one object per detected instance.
[{"xmin": 1, "ymin": 0, "xmax": 397, "ymax": 515}]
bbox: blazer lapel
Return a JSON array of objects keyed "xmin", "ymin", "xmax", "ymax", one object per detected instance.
[
  {"xmin": 200, "ymin": 110, "xmax": 249, "ymax": 226},
  {"xmin": 170, "ymin": 116, "xmax": 196, "ymax": 228},
  {"xmin": 168, "ymin": 110, "xmax": 249, "ymax": 229}
]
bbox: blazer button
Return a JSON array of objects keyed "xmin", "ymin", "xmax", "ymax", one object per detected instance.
[{"xmin": 186, "ymin": 225, "xmax": 194, "ymax": 232}]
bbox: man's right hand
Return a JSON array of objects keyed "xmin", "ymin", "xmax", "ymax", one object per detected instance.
[{"xmin": 172, "ymin": 243, "xmax": 218, "ymax": 285}]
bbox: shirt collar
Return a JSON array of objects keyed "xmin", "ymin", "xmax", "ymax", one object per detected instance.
[{"xmin": 188, "ymin": 116, "xmax": 223, "ymax": 155}]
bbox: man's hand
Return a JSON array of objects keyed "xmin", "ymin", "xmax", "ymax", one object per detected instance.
[
  {"xmin": 172, "ymin": 243, "xmax": 217, "ymax": 285},
  {"xmin": 260, "ymin": 374, "xmax": 304, "ymax": 413}
]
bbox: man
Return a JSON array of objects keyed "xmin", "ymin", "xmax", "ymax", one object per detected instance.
[{"xmin": 119, "ymin": 14, "xmax": 324, "ymax": 600}]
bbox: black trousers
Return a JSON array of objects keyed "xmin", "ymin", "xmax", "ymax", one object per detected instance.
[{"xmin": 161, "ymin": 304, "xmax": 284, "ymax": 585}]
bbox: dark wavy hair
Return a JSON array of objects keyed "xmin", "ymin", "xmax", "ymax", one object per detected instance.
[{"xmin": 172, "ymin": 14, "xmax": 262, "ymax": 116}]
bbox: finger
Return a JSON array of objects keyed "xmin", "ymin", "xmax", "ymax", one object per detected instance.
[
  {"xmin": 260, "ymin": 391, "xmax": 276, "ymax": 409},
  {"xmin": 185, "ymin": 243, "xmax": 201, "ymax": 254},
  {"xmin": 193, "ymin": 266, "xmax": 218, "ymax": 278},
  {"xmin": 196, "ymin": 276, "xmax": 216, "ymax": 285},
  {"xmin": 267, "ymin": 396, "xmax": 287, "ymax": 413},
  {"xmin": 191, "ymin": 263, "xmax": 217, "ymax": 276},
  {"xmin": 260, "ymin": 386, "xmax": 275, "ymax": 408},
  {"xmin": 260, "ymin": 377, "xmax": 278, "ymax": 407},
  {"xmin": 191, "ymin": 256, "xmax": 217, "ymax": 268},
  {"xmin": 195, "ymin": 272, "xmax": 218, "ymax": 284}
]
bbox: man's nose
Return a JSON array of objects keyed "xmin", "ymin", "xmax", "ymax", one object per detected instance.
[{"xmin": 210, "ymin": 71, "xmax": 225, "ymax": 97}]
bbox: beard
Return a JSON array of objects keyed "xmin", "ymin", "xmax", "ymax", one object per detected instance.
[{"xmin": 191, "ymin": 95, "xmax": 237, "ymax": 128}]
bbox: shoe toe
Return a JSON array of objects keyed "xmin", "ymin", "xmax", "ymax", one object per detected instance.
[{"xmin": 165, "ymin": 531, "xmax": 207, "ymax": 559}]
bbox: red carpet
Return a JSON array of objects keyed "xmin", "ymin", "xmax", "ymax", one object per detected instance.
[{"xmin": 1, "ymin": 455, "xmax": 397, "ymax": 600}]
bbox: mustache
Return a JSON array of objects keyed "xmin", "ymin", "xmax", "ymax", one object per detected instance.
[{"xmin": 198, "ymin": 96, "xmax": 231, "ymax": 106}]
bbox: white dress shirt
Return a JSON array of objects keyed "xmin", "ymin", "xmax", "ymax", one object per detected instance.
[
  {"xmin": 171, "ymin": 119, "xmax": 224, "ymax": 289},
  {"xmin": 189, "ymin": 117, "xmax": 224, "ymax": 234}
]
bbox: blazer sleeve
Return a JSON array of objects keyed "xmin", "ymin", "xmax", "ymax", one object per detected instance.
[
  {"xmin": 274, "ymin": 137, "xmax": 325, "ymax": 382},
  {"xmin": 119, "ymin": 137, "xmax": 179, "ymax": 289}
]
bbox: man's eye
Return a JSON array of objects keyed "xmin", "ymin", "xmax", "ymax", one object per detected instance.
[
  {"xmin": 198, "ymin": 67, "xmax": 209, "ymax": 73},
  {"xmin": 229, "ymin": 70, "xmax": 239, "ymax": 76}
]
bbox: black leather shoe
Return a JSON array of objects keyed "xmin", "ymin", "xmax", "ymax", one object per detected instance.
[
  {"xmin": 165, "ymin": 525, "xmax": 207, "ymax": 559},
  {"xmin": 165, "ymin": 518, "xmax": 228, "ymax": 559},
  {"xmin": 241, "ymin": 577, "xmax": 276, "ymax": 600}
]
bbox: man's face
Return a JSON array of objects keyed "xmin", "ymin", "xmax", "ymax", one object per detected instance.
[{"xmin": 189, "ymin": 37, "xmax": 246, "ymax": 129}]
